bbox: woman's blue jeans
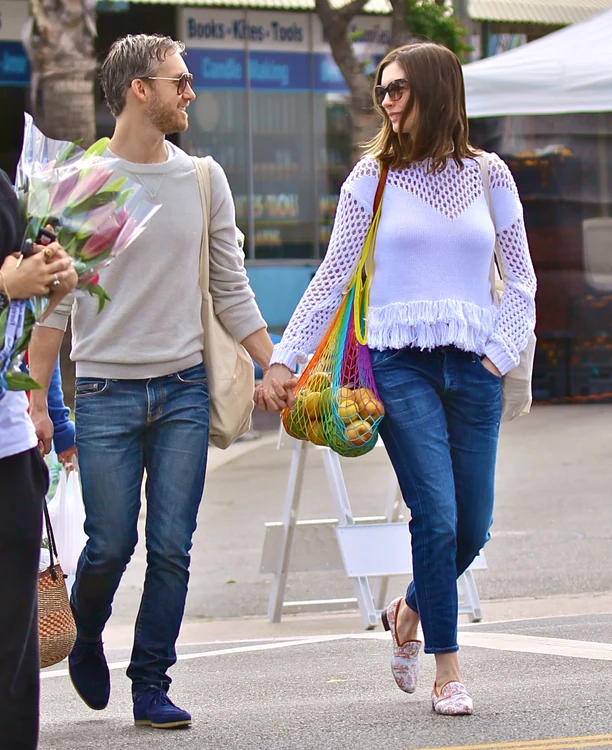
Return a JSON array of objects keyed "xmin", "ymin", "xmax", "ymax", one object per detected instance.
[
  {"xmin": 73, "ymin": 364, "xmax": 209, "ymax": 693},
  {"xmin": 370, "ymin": 346, "xmax": 502, "ymax": 654}
]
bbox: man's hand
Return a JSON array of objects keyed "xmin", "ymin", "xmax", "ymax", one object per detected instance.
[
  {"xmin": 30, "ymin": 403, "xmax": 54, "ymax": 456},
  {"xmin": 256, "ymin": 363, "xmax": 298, "ymax": 412},
  {"xmin": 58, "ymin": 446, "xmax": 78, "ymax": 468}
]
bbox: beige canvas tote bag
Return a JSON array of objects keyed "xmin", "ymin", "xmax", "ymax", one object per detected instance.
[
  {"xmin": 478, "ymin": 152, "xmax": 537, "ymax": 422},
  {"xmin": 192, "ymin": 156, "xmax": 255, "ymax": 448}
]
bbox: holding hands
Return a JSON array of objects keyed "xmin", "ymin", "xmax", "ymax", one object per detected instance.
[{"xmin": 256, "ymin": 363, "xmax": 298, "ymax": 412}]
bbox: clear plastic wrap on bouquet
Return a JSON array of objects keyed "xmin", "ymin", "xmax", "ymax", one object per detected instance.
[
  {"xmin": 16, "ymin": 113, "xmax": 159, "ymax": 312},
  {"xmin": 0, "ymin": 115, "xmax": 160, "ymax": 396}
]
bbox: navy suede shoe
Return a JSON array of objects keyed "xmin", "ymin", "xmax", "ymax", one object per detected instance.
[
  {"xmin": 68, "ymin": 637, "xmax": 110, "ymax": 710},
  {"xmin": 133, "ymin": 689, "xmax": 191, "ymax": 729}
]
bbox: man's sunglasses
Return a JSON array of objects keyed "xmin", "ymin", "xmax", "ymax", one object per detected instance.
[
  {"xmin": 374, "ymin": 78, "xmax": 409, "ymax": 106},
  {"xmin": 142, "ymin": 72, "xmax": 194, "ymax": 95}
]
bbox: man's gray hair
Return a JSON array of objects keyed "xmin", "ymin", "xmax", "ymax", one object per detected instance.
[{"xmin": 100, "ymin": 34, "xmax": 186, "ymax": 117}]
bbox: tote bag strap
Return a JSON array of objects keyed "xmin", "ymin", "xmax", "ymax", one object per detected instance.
[
  {"xmin": 192, "ymin": 156, "xmax": 213, "ymax": 292},
  {"xmin": 353, "ymin": 161, "xmax": 389, "ymax": 344},
  {"xmin": 478, "ymin": 152, "xmax": 504, "ymax": 301}
]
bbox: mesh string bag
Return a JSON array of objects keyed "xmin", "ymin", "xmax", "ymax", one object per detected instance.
[{"xmin": 281, "ymin": 164, "xmax": 388, "ymax": 458}]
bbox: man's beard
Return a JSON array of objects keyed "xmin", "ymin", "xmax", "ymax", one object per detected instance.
[{"xmin": 146, "ymin": 92, "xmax": 188, "ymax": 135}]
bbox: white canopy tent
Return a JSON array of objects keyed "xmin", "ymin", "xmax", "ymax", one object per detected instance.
[{"xmin": 463, "ymin": 8, "xmax": 612, "ymax": 118}]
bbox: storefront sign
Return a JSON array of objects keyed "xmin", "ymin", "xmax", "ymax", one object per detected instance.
[
  {"xmin": 0, "ymin": 0, "xmax": 30, "ymax": 86},
  {"xmin": 181, "ymin": 9, "xmax": 310, "ymax": 91},
  {"xmin": 179, "ymin": 8, "xmax": 391, "ymax": 92}
]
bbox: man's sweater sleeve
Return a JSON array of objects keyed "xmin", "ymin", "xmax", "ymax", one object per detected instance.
[{"xmin": 208, "ymin": 159, "xmax": 266, "ymax": 343}]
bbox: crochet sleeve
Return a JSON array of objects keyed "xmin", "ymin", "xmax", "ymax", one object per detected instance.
[
  {"xmin": 483, "ymin": 154, "xmax": 537, "ymax": 376},
  {"xmin": 271, "ymin": 159, "xmax": 379, "ymax": 371}
]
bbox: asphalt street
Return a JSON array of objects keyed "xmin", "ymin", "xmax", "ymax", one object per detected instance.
[
  {"xmin": 38, "ymin": 405, "xmax": 612, "ymax": 749},
  {"xmin": 40, "ymin": 614, "xmax": 612, "ymax": 749}
]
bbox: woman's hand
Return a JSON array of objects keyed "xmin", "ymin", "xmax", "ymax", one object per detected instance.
[
  {"xmin": 256, "ymin": 364, "xmax": 298, "ymax": 412},
  {"xmin": 1, "ymin": 246, "xmax": 76, "ymax": 300},
  {"xmin": 480, "ymin": 356, "xmax": 502, "ymax": 378}
]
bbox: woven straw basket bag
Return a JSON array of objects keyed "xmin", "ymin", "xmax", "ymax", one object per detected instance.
[{"xmin": 39, "ymin": 502, "xmax": 76, "ymax": 669}]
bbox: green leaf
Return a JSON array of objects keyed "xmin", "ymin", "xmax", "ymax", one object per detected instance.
[
  {"xmin": 63, "ymin": 191, "xmax": 121, "ymax": 216},
  {"xmin": 0, "ymin": 306, "xmax": 7, "ymax": 343},
  {"xmin": 114, "ymin": 187, "xmax": 134, "ymax": 209},
  {"xmin": 56, "ymin": 140, "xmax": 83, "ymax": 166},
  {"xmin": 6, "ymin": 371, "xmax": 43, "ymax": 391},
  {"xmin": 83, "ymin": 137, "xmax": 110, "ymax": 160},
  {"xmin": 404, "ymin": 0, "xmax": 472, "ymax": 59},
  {"xmin": 83, "ymin": 282, "xmax": 112, "ymax": 313}
]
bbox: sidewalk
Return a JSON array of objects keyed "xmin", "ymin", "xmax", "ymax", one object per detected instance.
[
  {"xmin": 39, "ymin": 404, "xmax": 612, "ymax": 750},
  {"xmin": 110, "ymin": 403, "xmax": 612, "ymax": 633}
]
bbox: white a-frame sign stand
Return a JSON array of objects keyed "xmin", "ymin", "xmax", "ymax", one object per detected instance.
[{"xmin": 261, "ymin": 431, "xmax": 486, "ymax": 629}]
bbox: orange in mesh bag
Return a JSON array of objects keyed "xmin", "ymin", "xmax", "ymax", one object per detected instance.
[{"xmin": 281, "ymin": 164, "xmax": 388, "ymax": 457}]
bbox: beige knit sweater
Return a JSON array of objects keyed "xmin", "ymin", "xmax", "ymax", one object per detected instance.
[{"xmin": 43, "ymin": 144, "xmax": 266, "ymax": 379}]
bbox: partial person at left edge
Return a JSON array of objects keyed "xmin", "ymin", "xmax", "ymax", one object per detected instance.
[{"xmin": 0, "ymin": 168, "xmax": 78, "ymax": 750}]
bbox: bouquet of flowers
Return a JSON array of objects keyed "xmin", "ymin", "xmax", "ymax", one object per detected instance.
[{"xmin": 0, "ymin": 114, "xmax": 159, "ymax": 396}]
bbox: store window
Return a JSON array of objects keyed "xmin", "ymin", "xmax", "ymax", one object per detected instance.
[
  {"xmin": 250, "ymin": 90, "xmax": 315, "ymax": 259},
  {"xmin": 179, "ymin": 7, "xmax": 390, "ymax": 262},
  {"xmin": 181, "ymin": 87, "xmax": 250, "ymax": 245},
  {"xmin": 314, "ymin": 93, "xmax": 352, "ymax": 257}
]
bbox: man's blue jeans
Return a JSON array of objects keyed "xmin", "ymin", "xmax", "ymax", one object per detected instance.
[
  {"xmin": 73, "ymin": 364, "xmax": 209, "ymax": 693},
  {"xmin": 371, "ymin": 346, "xmax": 502, "ymax": 654}
]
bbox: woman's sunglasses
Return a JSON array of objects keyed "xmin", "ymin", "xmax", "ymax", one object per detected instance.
[
  {"xmin": 142, "ymin": 72, "xmax": 194, "ymax": 95},
  {"xmin": 374, "ymin": 78, "xmax": 409, "ymax": 106}
]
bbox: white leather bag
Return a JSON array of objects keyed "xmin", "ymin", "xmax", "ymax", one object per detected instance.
[
  {"xmin": 192, "ymin": 156, "xmax": 255, "ymax": 448},
  {"xmin": 478, "ymin": 152, "xmax": 537, "ymax": 422}
]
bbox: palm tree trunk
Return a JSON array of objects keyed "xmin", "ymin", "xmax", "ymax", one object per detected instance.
[{"xmin": 24, "ymin": 0, "xmax": 97, "ymax": 146}]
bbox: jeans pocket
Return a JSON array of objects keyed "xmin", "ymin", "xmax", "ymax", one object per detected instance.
[
  {"xmin": 75, "ymin": 379, "xmax": 109, "ymax": 398},
  {"xmin": 175, "ymin": 364, "xmax": 207, "ymax": 385},
  {"xmin": 473, "ymin": 355, "xmax": 502, "ymax": 381},
  {"xmin": 369, "ymin": 347, "xmax": 405, "ymax": 369}
]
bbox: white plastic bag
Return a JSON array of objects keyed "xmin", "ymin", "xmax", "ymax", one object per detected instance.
[{"xmin": 46, "ymin": 465, "xmax": 87, "ymax": 577}]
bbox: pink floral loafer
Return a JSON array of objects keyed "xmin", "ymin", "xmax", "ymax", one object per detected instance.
[
  {"xmin": 431, "ymin": 681, "xmax": 474, "ymax": 715},
  {"xmin": 381, "ymin": 597, "xmax": 422, "ymax": 694}
]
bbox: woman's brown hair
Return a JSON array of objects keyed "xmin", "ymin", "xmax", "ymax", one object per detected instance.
[{"xmin": 365, "ymin": 42, "xmax": 478, "ymax": 172}]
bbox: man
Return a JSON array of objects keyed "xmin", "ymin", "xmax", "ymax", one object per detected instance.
[
  {"xmin": 0, "ymin": 169, "xmax": 77, "ymax": 750},
  {"xmin": 28, "ymin": 34, "xmax": 277, "ymax": 729}
]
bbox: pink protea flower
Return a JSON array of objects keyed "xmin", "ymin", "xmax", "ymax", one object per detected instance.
[
  {"xmin": 47, "ymin": 169, "xmax": 81, "ymax": 216},
  {"xmin": 68, "ymin": 166, "xmax": 113, "ymax": 208},
  {"xmin": 79, "ymin": 223, "xmax": 123, "ymax": 260}
]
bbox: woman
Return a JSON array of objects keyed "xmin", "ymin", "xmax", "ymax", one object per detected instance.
[
  {"xmin": 258, "ymin": 42, "xmax": 536, "ymax": 715},
  {"xmin": 0, "ymin": 167, "xmax": 77, "ymax": 750}
]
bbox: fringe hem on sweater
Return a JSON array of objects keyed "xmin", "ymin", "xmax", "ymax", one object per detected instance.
[{"xmin": 367, "ymin": 300, "xmax": 498, "ymax": 354}]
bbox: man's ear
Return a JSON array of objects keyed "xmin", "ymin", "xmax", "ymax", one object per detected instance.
[{"xmin": 128, "ymin": 78, "xmax": 149, "ymax": 105}]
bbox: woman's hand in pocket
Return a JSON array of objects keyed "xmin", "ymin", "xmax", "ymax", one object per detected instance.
[{"xmin": 480, "ymin": 356, "xmax": 502, "ymax": 378}]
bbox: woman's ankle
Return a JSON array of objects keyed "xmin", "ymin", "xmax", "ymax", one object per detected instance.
[
  {"xmin": 434, "ymin": 652, "xmax": 462, "ymax": 691},
  {"xmin": 396, "ymin": 599, "xmax": 420, "ymax": 644}
]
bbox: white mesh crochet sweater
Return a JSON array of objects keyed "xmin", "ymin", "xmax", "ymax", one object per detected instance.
[{"xmin": 271, "ymin": 154, "xmax": 537, "ymax": 377}]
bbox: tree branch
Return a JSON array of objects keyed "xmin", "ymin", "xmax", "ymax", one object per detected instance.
[
  {"xmin": 337, "ymin": 0, "xmax": 374, "ymax": 22},
  {"xmin": 315, "ymin": 0, "xmax": 371, "ymax": 103}
]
